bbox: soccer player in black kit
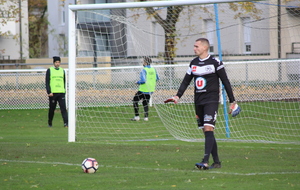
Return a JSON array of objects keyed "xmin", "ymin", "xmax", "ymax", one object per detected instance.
[{"xmin": 166, "ymin": 38, "xmax": 237, "ymax": 170}]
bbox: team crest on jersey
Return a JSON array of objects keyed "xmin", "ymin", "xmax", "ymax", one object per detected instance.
[
  {"xmin": 205, "ymin": 66, "xmax": 213, "ymax": 72},
  {"xmin": 195, "ymin": 77, "xmax": 206, "ymax": 90}
]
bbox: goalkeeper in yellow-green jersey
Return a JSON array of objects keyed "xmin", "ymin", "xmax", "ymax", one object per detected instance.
[
  {"xmin": 45, "ymin": 56, "xmax": 68, "ymax": 128},
  {"xmin": 131, "ymin": 57, "xmax": 159, "ymax": 121}
]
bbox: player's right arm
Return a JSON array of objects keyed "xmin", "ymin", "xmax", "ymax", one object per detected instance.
[
  {"xmin": 136, "ymin": 69, "xmax": 146, "ymax": 84},
  {"xmin": 175, "ymin": 73, "xmax": 193, "ymax": 98},
  {"xmin": 164, "ymin": 67, "xmax": 193, "ymax": 104},
  {"xmin": 45, "ymin": 69, "xmax": 51, "ymax": 95}
]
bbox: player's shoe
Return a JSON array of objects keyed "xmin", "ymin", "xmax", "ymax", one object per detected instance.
[
  {"xmin": 209, "ymin": 162, "xmax": 221, "ymax": 169},
  {"xmin": 48, "ymin": 125, "xmax": 52, "ymax": 127},
  {"xmin": 64, "ymin": 123, "xmax": 68, "ymax": 128},
  {"xmin": 144, "ymin": 117, "xmax": 148, "ymax": 121},
  {"xmin": 131, "ymin": 116, "xmax": 140, "ymax": 121},
  {"xmin": 195, "ymin": 162, "xmax": 209, "ymax": 170}
]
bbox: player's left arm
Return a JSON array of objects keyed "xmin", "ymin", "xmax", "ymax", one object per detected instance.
[
  {"xmin": 217, "ymin": 64, "xmax": 241, "ymax": 117},
  {"xmin": 63, "ymin": 70, "xmax": 66, "ymax": 90},
  {"xmin": 216, "ymin": 64, "xmax": 235, "ymax": 103},
  {"xmin": 155, "ymin": 69, "xmax": 160, "ymax": 81}
]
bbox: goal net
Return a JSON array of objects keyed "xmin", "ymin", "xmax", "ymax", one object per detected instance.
[{"xmin": 68, "ymin": 0, "xmax": 300, "ymax": 143}]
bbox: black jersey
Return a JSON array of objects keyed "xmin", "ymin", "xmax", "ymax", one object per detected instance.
[{"xmin": 176, "ymin": 55, "xmax": 235, "ymax": 105}]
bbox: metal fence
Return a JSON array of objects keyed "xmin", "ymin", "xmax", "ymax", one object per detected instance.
[{"xmin": 0, "ymin": 59, "xmax": 299, "ymax": 110}]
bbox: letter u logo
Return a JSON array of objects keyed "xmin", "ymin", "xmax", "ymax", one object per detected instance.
[{"xmin": 195, "ymin": 77, "xmax": 206, "ymax": 90}]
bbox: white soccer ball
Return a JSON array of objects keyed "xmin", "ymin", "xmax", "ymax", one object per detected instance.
[{"xmin": 81, "ymin": 158, "xmax": 99, "ymax": 173}]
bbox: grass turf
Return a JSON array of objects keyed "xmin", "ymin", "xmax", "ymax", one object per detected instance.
[{"xmin": 0, "ymin": 109, "xmax": 299, "ymax": 190}]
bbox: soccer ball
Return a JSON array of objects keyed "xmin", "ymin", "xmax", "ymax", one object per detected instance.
[{"xmin": 81, "ymin": 158, "xmax": 99, "ymax": 173}]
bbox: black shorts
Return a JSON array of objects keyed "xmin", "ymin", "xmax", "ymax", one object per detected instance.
[
  {"xmin": 133, "ymin": 91, "xmax": 151, "ymax": 102},
  {"xmin": 195, "ymin": 102, "xmax": 219, "ymax": 129}
]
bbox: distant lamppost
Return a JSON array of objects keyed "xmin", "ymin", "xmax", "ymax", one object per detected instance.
[{"xmin": 19, "ymin": 0, "xmax": 23, "ymax": 62}]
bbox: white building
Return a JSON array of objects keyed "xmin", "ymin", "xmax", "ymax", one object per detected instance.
[
  {"xmin": 47, "ymin": 0, "xmax": 120, "ymax": 58},
  {"xmin": 47, "ymin": 0, "xmax": 300, "ymax": 62},
  {"xmin": 47, "ymin": 0, "xmax": 73, "ymax": 57},
  {"xmin": 0, "ymin": 0, "xmax": 29, "ymax": 60}
]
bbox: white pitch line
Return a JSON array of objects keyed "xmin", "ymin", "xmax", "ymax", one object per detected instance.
[
  {"xmin": 0, "ymin": 159, "xmax": 80, "ymax": 166},
  {"xmin": 1, "ymin": 159, "xmax": 299, "ymax": 176}
]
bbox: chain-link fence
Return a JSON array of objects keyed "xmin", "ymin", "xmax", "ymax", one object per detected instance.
[{"xmin": 0, "ymin": 59, "xmax": 299, "ymax": 110}]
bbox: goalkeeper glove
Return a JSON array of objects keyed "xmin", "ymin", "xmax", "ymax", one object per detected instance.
[
  {"xmin": 229, "ymin": 102, "xmax": 241, "ymax": 117},
  {"xmin": 164, "ymin": 96, "xmax": 179, "ymax": 104}
]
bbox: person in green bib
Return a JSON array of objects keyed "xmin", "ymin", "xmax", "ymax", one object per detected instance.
[
  {"xmin": 45, "ymin": 56, "xmax": 68, "ymax": 127},
  {"xmin": 131, "ymin": 57, "xmax": 159, "ymax": 121}
]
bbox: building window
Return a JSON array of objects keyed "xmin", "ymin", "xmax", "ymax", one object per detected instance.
[
  {"xmin": 242, "ymin": 17, "xmax": 251, "ymax": 53},
  {"xmin": 245, "ymin": 44, "xmax": 251, "ymax": 52},
  {"xmin": 205, "ymin": 19, "xmax": 214, "ymax": 53},
  {"xmin": 94, "ymin": 0, "xmax": 110, "ymax": 22},
  {"xmin": 78, "ymin": 0, "xmax": 110, "ymax": 23},
  {"xmin": 95, "ymin": 34, "xmax": 110, "ymax": 52}
]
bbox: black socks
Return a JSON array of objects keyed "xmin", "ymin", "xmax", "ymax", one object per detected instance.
[{"xmin": 203, "ymin": 131, "xmax": 219, "ymax": 163}]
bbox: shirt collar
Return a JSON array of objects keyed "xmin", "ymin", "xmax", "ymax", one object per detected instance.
[{"xmin": 198, "ymin": 55, "xmax": 210, "ymax": 62}]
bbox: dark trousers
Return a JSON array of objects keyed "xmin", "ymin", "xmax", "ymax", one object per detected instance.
[
  {"xmin": 132, "ymin": 91, "xmax": 151, "ymax": 118},
  {"xmin": 48, "ymin": 93, "xmax": 68, "ymax": 125}
]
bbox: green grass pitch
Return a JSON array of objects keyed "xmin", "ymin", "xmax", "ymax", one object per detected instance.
[{"xmin": 0, "ymin": 109, "xmax": 299, "ymax": 190}]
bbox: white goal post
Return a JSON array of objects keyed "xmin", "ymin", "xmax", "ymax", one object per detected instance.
[{"xmin": 67, "ymin": 0, "xmax": 300, "ymax": 143}]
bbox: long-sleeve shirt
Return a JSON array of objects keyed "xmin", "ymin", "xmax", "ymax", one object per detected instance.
[{"xmin": 176, "ymin": 55, "xmax": 235, "ymax": 105}]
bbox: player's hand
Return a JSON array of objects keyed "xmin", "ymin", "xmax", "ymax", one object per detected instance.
[
  {"xmin": 229, "ymin": 102, "xmax": 241, "ymax": 117},
  {"xmin": 228, "ymin": 102, "xmax": 235, "ymax": 114},
  {"xmin": 164, "ymin": 96, "xmax": 179, "ymax": 104}
]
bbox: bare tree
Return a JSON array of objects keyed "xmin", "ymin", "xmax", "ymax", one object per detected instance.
[
  {"xmin": 137, "ymin": 1, "xmax": 260, "ymax": 64},
  {"xmin": 139, "ymin": 0, "xmax": 183, "ymax": 64}
]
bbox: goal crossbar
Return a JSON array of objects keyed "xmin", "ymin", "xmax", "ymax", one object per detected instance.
[{"xmin": 69, "ymin": 0, "xmax": 256, "ymax": 11}]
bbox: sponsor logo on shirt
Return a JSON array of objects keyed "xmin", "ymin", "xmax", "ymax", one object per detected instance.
[
  {"xmin": 192, "ymin": 66, "xmax": 197, "ymax": 72},
  {"xmin": 195, "ymin": 77, "xmax": 206, "ymax": 90}
]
